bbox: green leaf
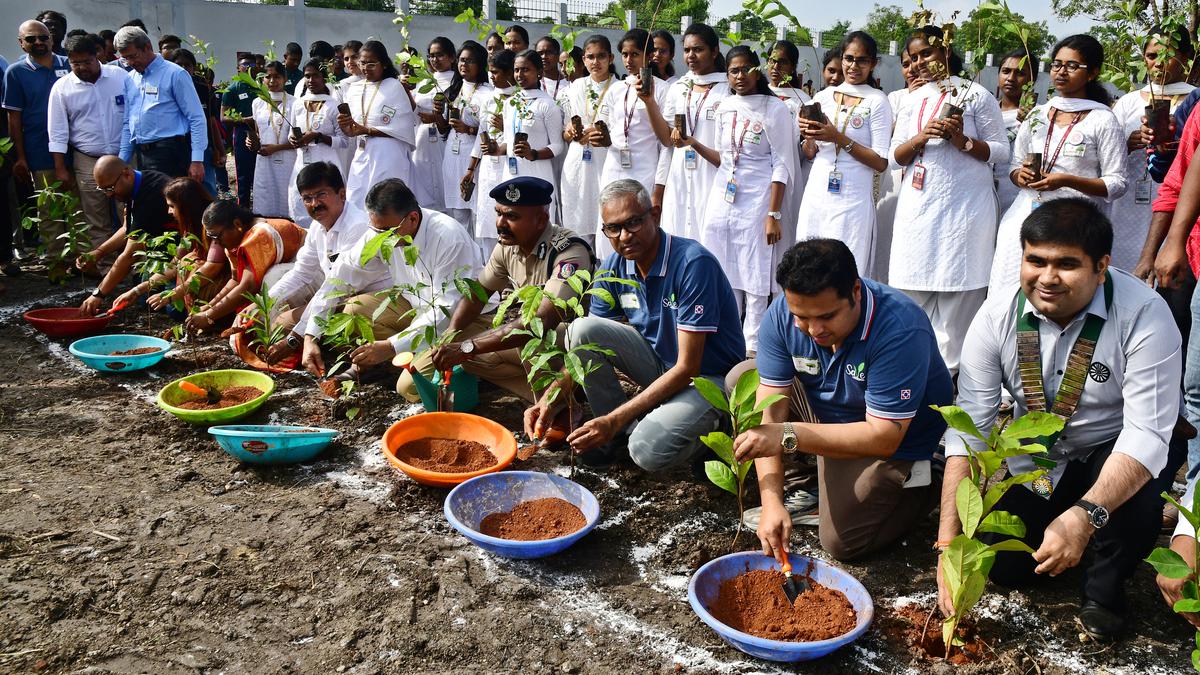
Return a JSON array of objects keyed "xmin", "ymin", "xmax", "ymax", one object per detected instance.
[
  {"xmin": 700, "ymin": 432, "xmax": 735, "ymax": 464},
  {"xmin": 345, "ymin": 407, "xmax": 361, "ymax": 421},
  {"xmin": 736, "ymin": 459, "xmax": 753, "ymax": 482},
  {"xmin": 1146, "ymin": 548, "xmax": 1194, "ymax": 580},
  {"xmin": 751, "ymin": 393, "xmax": 787, "ymax": 416},
  {"xmin": 982, "ymin": 471, "xmax": 1041, "ymax": 514},
  {"xmin": 1175, "ymin": 598, "xmax": 1200, "ymax": 613},
  {"xmin": 987, "ymin": 538, "xmax": 1035, "ymax": 554},
  {"xmin": 932, "ymin": 405, "xmax": 984, "ymax": 440},
  {"xmin": 978, "ymin": 510, "xmax": 1026, "ymax": 537},
  {"xmin": 952, "ymin": 570, "xmax": 988, "ymax": 617},
  {"xmin": 732, "ymin": 368, "xmax": 760, "ymax": 412},
  {"xmin": 1002, "ymin": 411, "xmax": 1065, "ymax": 440},
  {"xmin": 956, "ymin": 477, "xmax": 984, "ymax": 538},
  {"xmin": 705, "ymin": 460, "xmax": 737, "ymax": 495},
  {"xmin": 692, "ymin": 377, "xmax": 730, "ymax": 413},
  {"xmin": 588, "ymin": 287, "xmax": 616, "ymax": 311}
]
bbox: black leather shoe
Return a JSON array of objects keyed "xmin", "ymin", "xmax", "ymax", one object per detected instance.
[{"xmin": 1079, "ymin": 599, "xmax": 1125, "ymax": 642}]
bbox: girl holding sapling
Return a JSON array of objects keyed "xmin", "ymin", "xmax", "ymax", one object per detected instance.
[
  {"xmin": 496, "ymin": 50, "xmax": 564, "ymax": 218},
  {"xmin": 1111, "ymin": 27, "xmax": 1195, "ymax": 272},
  {"xmin": 874, "ymin": 48, "xmax": 924, "ymax": 283},
  {"xmin": 560, "ymin": 35, "xmax": 617, "ymax": 249},
  {"xmin": 657, "ymin": 23, "xmax": 730, "ymax": 243},
  {"xmin": 765, "ymin": 39, "xmax": 812, "ymax": 241},
  {"xmin": 795, "ymin": 31, "xmax": 891, "ymax": 275},
  {"xmin": 988, "ymin": 34, "xmax": 1127, "ymax": 296},
  {"xmin": 595, "ymin": 28, "xmax": 669, "ymax": 259},
  {"xmin": 888, "ymin": 25, "xmax": 1008, "ymax": 376},
  {"xmin": 287, "ymin": 59, "xmax": 346, "ymax": 228},
  {"xmin": 410, "ymin": 37, "xmax": 461, "ymax": 211},
  {"xmin": 337, "ymin": 40, "xmax": 416, "ymax": 213},
  {"xmin": 995, "ymin": 49, "xmax": 1036, "ymax": 215},
  {"xmin": 699, "ymin": 46, "xmax": 796, "ymax": 353},
  {"xmin": 248, "ymin": 61, "xmax": 299, "ymax": 219},
  {"xmin": 441, "ymin": 41, "xmax": 490, "ymax": 227},
  {"xmin": 464, "ymin": 49, "xmax": 515, "ymax": 257}
]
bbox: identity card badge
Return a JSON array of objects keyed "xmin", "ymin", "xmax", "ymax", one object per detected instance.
[
  {"xmin": 1135, "ymin": 176, "xmax": 1152, "ymax": 204},
  {"xmin": 911, "ymin": 163, "xmax": 927, "ymax": 191},
  {"xmin": 619, "ymin": 148, "xmax": 633, "ymax": 169},
  {"xmin": 428, "ymin": 125, "xmax": 438, "ymax": 141},
  {"xmin": 724, "ymin": 178, "xmax": 737, "ymax": 204},
  {"xmin": 582, "ymin": 147, "xmax": 592, "ymax": 163},
  {"xmin": 508, "ymin": 156, "xmax": 519, "ymax": 175},
  {"xmin": 827, "ymin": 170, "xmax": 843, "ymax": 194},
  {"xmin": 685, "ymin": 148, "xmax": 697, "ymax": 170}
]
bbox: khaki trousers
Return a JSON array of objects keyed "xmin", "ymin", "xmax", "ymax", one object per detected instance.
[
  {"xmin": 395, "ymin": 315, "xmax": 539, "ymax": 403},
  {"xmin": 71, "ymin": 151, "xmax": 113, "ymax": 255}
]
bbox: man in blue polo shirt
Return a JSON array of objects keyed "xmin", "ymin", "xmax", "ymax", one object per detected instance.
[
  {"xmin": 732, "ymin": 238, "xmax": 953, "ymax": 561},
  {"xmin": 524, "ymin": 178, "xmax": 745, "ymax": 470}
]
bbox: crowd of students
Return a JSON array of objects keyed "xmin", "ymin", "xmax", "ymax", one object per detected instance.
[{"xmin": 9, "ymin": 9, "xmax": 1200, "ymax": 653}]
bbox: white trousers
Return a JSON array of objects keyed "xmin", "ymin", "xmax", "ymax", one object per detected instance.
[
  {"xmin": 733, "ymin": 290, "xmax": 770, "ymax": 356},
  {"xmin": 898, "ymin": 288, "xmax": 987, "ymax": 376}
]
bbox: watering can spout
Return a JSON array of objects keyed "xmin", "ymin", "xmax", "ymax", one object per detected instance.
[
  {"xmin": 392, "ymin": 351, "xmax": 440, "ymax": 406},
  {"xmin": 391, "ymin": 351, "xmax": 479, "ymax": 412}
]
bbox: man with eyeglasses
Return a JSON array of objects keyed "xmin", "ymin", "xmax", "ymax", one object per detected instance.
[
  {"xmin": 3, "ymin": 20, "xmax": 70, "ymax": 279},
  {"xmin": 299, "ymin": 179, "xmax": 483, "ymax": 383},
  {"xmin": 114, "ymin": 26, "xmax": 207, "ymax": 182},
  {"xmin": 78, "ymin": 155, "xmax": 174, "ymax": 316},
  {"xmin": 251, "ymin": 161, "xmax": 368, "ymax": 367},
  {"xmin": 525, "ymin": 178, "xmax": 744, "ymax": 470},
  {"xmin": 221, "ymin": 53, "xmax": 260, "ymax": 207}
]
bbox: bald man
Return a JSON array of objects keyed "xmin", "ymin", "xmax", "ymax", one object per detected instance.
[
  {"xmin": 78, "ymin": 156, "xmax": 174, "ymax": 316},
  {"xmin": 3, "ymin": 20, "xmax": 70, "ymax": 278}
]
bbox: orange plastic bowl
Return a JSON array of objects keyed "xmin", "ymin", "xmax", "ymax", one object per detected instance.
[
  {"xmin": 24, "ymin": 307, "xmax": 113, "ymax": 338},
  {"xmin": 381, "ymin": 412, "xmax": 517, "ymax": 488}
]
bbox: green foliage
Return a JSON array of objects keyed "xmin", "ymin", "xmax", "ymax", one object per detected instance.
[
  {"xmin": 453, "ymin": 7, "xmax": 507, "ymax": 41},
  {"xmin": 1094, "ymin": 2, "xmax": 1194, "ymax": 94},
  {"xmin": 863, "ymin": 4, "xmax": 914, "ymax": 48},
  {"xmin": 958, "ymin": 2, "xmax": 1056, "ymax": 73},
  {"xmin": 933, "ymin": 404, "xmax": 1063, "ymax": 659},
  {"xmin": 229, "ymin": 71, "xmax": 283, "ymax": 118},
  {"xmin": 20, "ymin": 178, "xmax": 89, "ymax": 278},
  {"xmin": 187, "ymin": 34, "xmax": 219, "ymax": 77},
  {"xmin": 317, "ymin": 294, "xmax": 376, "ymax": 379},
  {"xmin": 242, "ymin": 283, "xmax": 287, "ymax": 352},
  {"xmin": 130, "ymin": 231, "xmax": 185, "ymax": 280},
  {"xmin": 581, "ymin": 0, "xmax": 709, "ymax": 32},
  {"xmin": 0, "ymin": 136, "xmax": 14, "ymax": 169},
  {"xmin": 262, "ymin": 39, "xmax": 278, "ymax": 64},
  {"xmin": 693, "ymin": 368, "xmax": 785, "ymax": 550},
  {"xmin": 1146, "ymin": 486, "xmax": 1200, "ymax": 671}
]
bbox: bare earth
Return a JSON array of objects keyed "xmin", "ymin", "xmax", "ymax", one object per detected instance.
[{"xmin": 0, "ymin": 274, "xmax": 1193, "ymax": 674}]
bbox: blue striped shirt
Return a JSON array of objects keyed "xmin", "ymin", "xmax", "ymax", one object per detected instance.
[{"xmin": 119, "ymin": 55, "xmax": 206, "ymax": 162}]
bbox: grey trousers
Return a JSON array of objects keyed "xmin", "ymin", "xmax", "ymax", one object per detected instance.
[{"xmin": 568, "ymin": 316, "xmax": 721, "ymax": 471}]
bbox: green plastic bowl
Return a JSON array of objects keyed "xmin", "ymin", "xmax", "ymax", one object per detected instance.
[{"xmin": 157, "ymin": 369, "xmax": 276, "ymax": 425}]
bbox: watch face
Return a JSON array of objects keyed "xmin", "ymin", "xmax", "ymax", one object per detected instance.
[{"xmin": 1091, "ymin": 507, "xmax": 1109, "ymax": 528}]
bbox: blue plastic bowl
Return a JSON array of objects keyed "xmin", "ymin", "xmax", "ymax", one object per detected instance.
[
  {"xmin": 444, "ymin": 471, "xmax": 600, "ymax": 559},
  {"xmin": 688, "ymin": 551, "xmax": 874, "ymax": 662},
  {"xmin": 208, "ymin": 425, "xmax": 338, "ymax": 465},
  {"xmin": 69, "ymin": 334, "xmax": 171, "ymax": 373}
]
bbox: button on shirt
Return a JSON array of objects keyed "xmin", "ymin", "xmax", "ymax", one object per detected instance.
[
  {"xmin": 948, "ymin": 268, "xmax": 1181, "ymax": 480},
  {"xmin": 756, "ymin": 279, "xmax": 953, "ymax": 460},
  {"xmin": 119, "ymin": 55, "xmax": 207, "ymax": 162},
  {"xmin": 478, "ymin": 225, "xmax": 592, "ymax": 301},
  {"xmin": 47, "ymin": 64, "xmax": 129, "ymax": 157},
  {"xmin": 589, "ymin": 233, "xmax": 745, "ymax": 377},
  {"xmin": 269, "ymin": 201, "xmax": 370, "ymax": 334},
  {"xmin": 304, "ymin": 209, "xmax": 486, "ymax": 352},
  {"xmin": 2, "ymin": 54, "xmax": 70, "ymax": 171}
]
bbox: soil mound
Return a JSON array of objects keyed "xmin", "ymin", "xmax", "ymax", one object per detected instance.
[
  {"xmin": 110, "ymin": 347, "xmax": 162, "ymax": 356},
  {"xmin": 396, "ymin": 438, "xmax": 496, "ymax": 473},
  {"xmin": 709, "ymin": 569, "xmax": 856, "ymax": 642},
  {"xmin": 176, "ymin": 385, "xmax": 264, "ymax": 410},
  {"xmin": 479, "ymin": 497, "xmax": 586, "ymax": 540}
]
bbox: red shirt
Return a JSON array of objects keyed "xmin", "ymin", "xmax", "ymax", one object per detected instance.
[{"xmin": 1152, "ymin": 105, "xmax": 1200, "ymax": 274}]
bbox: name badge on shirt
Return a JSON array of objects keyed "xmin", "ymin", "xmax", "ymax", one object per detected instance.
[
  {"xmin": 619, "ymin": 292, "xmax": 640, "ymax": 310},
  {"xmin": 705, "ymin": 107, "xmax": 716, "ymax": 121},
  {"xmin": 619, "ymin": 148, "xmax": 633, "ymax": 168},
  {"xmin": 582, "ymin": 147, "xmax": 592, "ymax": 163},
  {"xmin": 114, "ymin": 94, "xmax": 124, "ymax": 106},
  {"xmin": 1063, "ymin": 143, "xmax": 1086, "ymax": 158},
  {"xmin": 685, "ymin": 148, "xmax": 697, "ymax": 170},
  {"xmin": 239, "ymin": 92, "xmax": 249, "ymax": 100},
  {"xmin": 724, "ymin": 178, "xmax": 737, "ymax": 204},
  {"xmin": 911, "ymin": 163, "xmax": 927, "ymax": 191},
  {"xmin": 827, "ymin": 170, "xmax": 843, "ymax": 194},
  {"xmin": 508, "ymin": 156, "xmax": 519, "ymax": 175},
  {"xmin": 145, "ymin": 85, "xmax": 159, "ymax": 96},
  {"xmin": 427, "ymin": 125, "xmax": 438, "ymax": 141},
  {"xmin": 451, "ymin": 136, "xmax": 461, "ymax": 155},
  {"xmin": 1135, "ymin": 176, "xmax": 1152, "ymax": 204},
  {"xmin": 792, "ymin": 356, "xmax": 820, "ymax": 375},
  {"xmin": 54, "ymin": 69, "xmax": 68, "ymax": 78}
]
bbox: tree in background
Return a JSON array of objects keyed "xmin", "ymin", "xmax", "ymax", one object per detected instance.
[
  {"xmin": 1054, "ymin": 0, "xmax": 1199, "ymax": 35},
  {"xmin": 822, "ymin": 19, "xmax": 853, "ymax": 47},
  {"xmin": 956, "ymin": 4, "xmax": 1055, "ymax": 61},
  {"xmin": 863, "ymin": 4, "xmax": 914, "ymax": 48},
  {"xmin": 714, "ymin": 9, "xmax": 813, "ymax": 47},
  {"xmin": 580, "ymin": 0, "xmax": 709, "ymax": 31}
]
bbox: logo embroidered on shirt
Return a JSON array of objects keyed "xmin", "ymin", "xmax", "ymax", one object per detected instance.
[
  {"xmin": 846, "ymin": 362, "xmax": 866, "ymax": 382},
  {"xmin": 662, "ymin": 293, "xmax": 678, "ymax": 310},
  {"xmin": 1088, "ymin": 362, "xmax": 1111, "ymax": 383},
  {"xmin": 900, "ymin": 389, "xmax": 912, "ymax": 400},
  {"xmin": 693, "ymin": 304, "xmax": 704, "ymax": 316},
  {"xmin": 556, "ymin": 261, "xmax": 577, "ymax": 279}
]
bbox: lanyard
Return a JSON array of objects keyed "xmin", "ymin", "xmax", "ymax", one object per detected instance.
[
  {"xmin": 586, "ymin": 77, "xmax": 613, "ymax": 124},
  {"xmin": 127, "ymin": 170, "xmax": 143, "ymax": 225},
  {"xmin": 916, "ymin": 91, "xmax": 949, "ymax": 135},
  {"xmin": 728, "ymin": 110, "xmax": 754, "ymax": 173},
  {"xmin": 542, "ymin": 77, "xmax": 562, "ymax": 99},
  {"xmin": 686, "ymin": 83, "xmax": 713, "ymax": 135},
  {"xmin": 360, "ymin": 82, "xmax": 381, "ymax": 126},
  {"xmin": 831, "ymin": 92, "xmax": 861, "ymax": 163},
  {"xmin": 269, "ymin": 92, "xmax": 288, "ymax": 143},
  {"xmin": 623, "ymin": 86, "xmax": 639, "ymax": 141},
  {"xmin": 1041, "ymin": 108, "xmax": 1085, "ymax": 174}
]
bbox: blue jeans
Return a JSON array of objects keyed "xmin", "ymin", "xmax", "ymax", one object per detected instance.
[
  {"xmin": 232, "ymin": 126, "xmax": 256, "ymax": 208},
  {"xmin": 202, "ymin": 146, "xmax": 218, "ymax": 197},
  {"xmin": 1186, "ymin": 280, "xmax": 1200, "ymax": 481}
]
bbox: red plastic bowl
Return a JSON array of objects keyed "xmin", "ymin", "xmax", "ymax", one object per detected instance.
[{"xmin": 24, "ymin": 307, "xmax": 114, "ymax": 338}]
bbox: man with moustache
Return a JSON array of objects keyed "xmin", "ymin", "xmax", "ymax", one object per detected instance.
[{"xmin": 399, "ymin": 176, "xmax": 593, "ymax": 402}]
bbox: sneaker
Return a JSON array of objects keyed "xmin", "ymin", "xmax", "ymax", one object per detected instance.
[{"xmin": 742, "ymin": 487, "xmax": 820, "ymax": 530}]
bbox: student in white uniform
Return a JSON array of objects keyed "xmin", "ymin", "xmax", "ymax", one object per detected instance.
[
  {"xmin": 990, "ymin": 34, "xmax": 1127, "ymax": 296},
  {"xmin": 535, "ymin": 35, "xmax": 571, "ymax": 218},
  {"xmin": 249, "ymin": 61, "xmax": 298, "ymax": 219},
  {"xmin": 337, "ymin": 40, "xmax": 417, "ymax": 214},
  {"xmin": 1110, "ymin": 27, "xmax": 1195, "ymax": 271},
  {"xmin": 411, "ymin": 37, "xmax": 460, "ymax": 212},
  {"xmin": 650, "ymin": 30, "xmax": 678, "ymax": 87},
  {"xmin": 560, "ymin": 35, "xmax": 617, "ymax": 250},
  {"xmin": 889, "ymin": 25, "xmax": 1009, "ymax": 375},
  {"xmin": 874, "ymin": 48, "xmax": 923, "ymax": 282},
  {"xmin": 464, "ymin": 49, "xmax": 516, "ymax": 256},
  {"xmin": 795, "ymin": 31, "xmax": 892, "ymax": 274},
  {"xmin": 334, "ymin": 41, "xmax": 363, "ymax": 173},
  {"xmin": 287, "ymin": 59, "xmax": 346, "ymax": 228},
  {"xmin": 995, "ymin": 49, "xmax": 1036, "ymax": 216},
  {"xmin": 442, "ymin": 41, "xmax": 491, "ymax": 228},
  {"xmin": 657, "ymin": 23, "xmax": 729, "ymax": 243},
  {"xmin": 497, "ymin": 49, "xmax": 564, "ymax": 219},
  {"xmin": 700, "ymin": 46, "xmax": 796, "ymax": 354},
  {"xmin": 766, "ymin": 39, "xmax": 812, "ymax": 245}
]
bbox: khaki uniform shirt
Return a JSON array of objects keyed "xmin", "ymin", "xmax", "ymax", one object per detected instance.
[{"xmin": 478, "ymin": 226, "xmax": 593, "ymax": 304}]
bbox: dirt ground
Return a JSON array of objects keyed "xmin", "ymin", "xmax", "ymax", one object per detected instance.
[{"xmin": 0, "ymin": 273, "xmax": 1196, "ymax": 675}]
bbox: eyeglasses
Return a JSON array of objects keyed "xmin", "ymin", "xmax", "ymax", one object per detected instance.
[
  {"xmin": 841, "ymin": 55, "xmax": 873, "ymax": 66},
  {"xmin": 458, "ymin": 57, "xmax": 479, "ymax": 65},
  {"xmin": 359, "ymin": 60, "xmax": 381, "ymax": 68},
  {"xmin": 23, "ymin": 35, "xmax": 50, "ymax": 44},
  {"xmin": 300, "ymin": 190, "xmax": 330, "ymax": 204},
  {"xmin": 1050, "ymin": 61, "xmax": 1089, "ymax": 73},
  {"xmin": 95, "ymin": 182, "xmax": 117, "ymax": 195},
  {"xmin": 601, "ymin": 210, "xmax": 648, "ymax": 238},
  {"xmin": 204, "ymin": 228, "xmax": 224, "ymax": 241}
]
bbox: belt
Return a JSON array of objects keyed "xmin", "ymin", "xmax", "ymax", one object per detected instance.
[{"xmin": 135, "ymin": 135, "xmax": 188, "ymax": 152}]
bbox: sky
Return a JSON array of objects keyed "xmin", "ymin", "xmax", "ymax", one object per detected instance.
[{"xmin": 705, "ymin": 0, "xmax": 1096, "ymax": 41}]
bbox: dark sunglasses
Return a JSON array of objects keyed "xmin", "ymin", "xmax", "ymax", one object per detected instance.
[{"xmin": 23, "ymin": 35, "xmax": 50, "ymax": 44}]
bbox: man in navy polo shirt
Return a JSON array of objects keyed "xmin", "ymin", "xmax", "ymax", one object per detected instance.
[
  {"xmin": 524, "ymin": 178, "xmax": 745, "ymax": 470},
  {"xmin": 733, "ymin": 238, "xmax": 953, "ymax": 561}
]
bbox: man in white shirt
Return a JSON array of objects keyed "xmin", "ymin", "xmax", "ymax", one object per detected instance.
[
  {"xmin": 259, "ymin": 161, "xmax": 368, "ymax": 366},
  {"xmin": 47, "ymin": 34, "xmax": 129, "ymax": 270},
  {"xmin": 300, "ymin": 178, "xmax": 482, "ymax": 382},
  {"xmin": 938, "ymin": 198, "xmax": 1188, "ymax": 642}
]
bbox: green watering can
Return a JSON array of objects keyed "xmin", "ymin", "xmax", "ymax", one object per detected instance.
[{"xmin": 393, "ymin": 352, "xmax": 479, "ymax": 413}]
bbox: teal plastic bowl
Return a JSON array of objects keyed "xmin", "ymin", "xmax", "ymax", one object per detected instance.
[
  {"xmin": 69, "ymin": 334, "xmax": 171, "ymax": 372},
  {"xmin": 208, "ymin": 425, "xmax": 338, "ymax": 464}
]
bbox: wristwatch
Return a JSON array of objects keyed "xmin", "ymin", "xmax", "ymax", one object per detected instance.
[
  {"xmin": 460, "ymin": 339, "xmax": 476, "ymax": 355},
  {"xmin": 961, "ymin": 137, "xmax": 975, "ymax": 153},
  {"xmin": 767, "ymin": 210, "xmax": 782, "ymax": 220},
  {"xmin": 840, "ymin": 139, "xmax": 856, "ymax": 153},
  {"xmin": 91, "ymin": 287, "xmax": 108, "ymax": 300},
  {"xmin": 286, "ymin": 332, "xmax": 302, "ymax": 349},
  {"xmin": 1075, "ymin": 499, "xmax": 1109, "ymax": 529},
  {"xmin": 781, "ymin": 422, "xmax": 798, "ymax": 453}
]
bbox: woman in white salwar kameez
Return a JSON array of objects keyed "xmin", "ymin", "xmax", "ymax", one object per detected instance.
[
  {"xmin": 337, "ymin": 40, "xmax": 417, "ymax": 214},
  {"xmin": 333, "ymin": 42, "xmax": 363, "ymax": 174},
  {"xmin": 873, "ymin": 49, "xmax": 922, "ymax": 282},
  {"xmin": 464, "ymin": 50, "xmax": 516, "ymax": 257},
  {"xmin": 795, "ymin": 32, "xmax": 892, "ymax": 275},
  {"xmin": 989, "ymin": 35, "xmax": 1128, "ymax": 296},
  {"xmin": 700, "ymin": 46, "xmax": 796, "ymax": 354},
  {"xmin": 287, "ymin": 60, "xmax": 346, "ymax": 227},
  {"xmin": 656, "ymin": 24, "xmax": 730, "ymax": 243},
  {"xmin": 889, "ymin": 26, "xmax": 1009, "ymax": 375},
  {"xmin": 595, "ymin": 29, "xmax": 669, "ymax": 260},
  {"xmin": 1110, "ymin": 30, "xmax": 1194, "ymax": 271},
  {"xmin": 410, "ymin": 38, "xmax": 460, "ymax": 212},
  {"xmin": 766, "ymin": 39, "xmax": 812, "ymax": 248},
  {"xmin": 441, "ymin": 41, "xmax": 491, "ymax": 227},
  {"xmin": 995, "ymin": 50, "xmax": 1036, "ymax": 217},
  {"xmin": 250, "ymin": 62, "xmax": 299, "ymax": 219},
  {"xmin": 560, "ymin": 36, "xmax": 617, "ymax": 250},
  {"xmin": 497, "ymin": 51, "xmax": 565, "ymax": 215}
]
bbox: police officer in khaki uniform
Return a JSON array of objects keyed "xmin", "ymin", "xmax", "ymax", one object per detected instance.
[{"xmin": 397, "ymin": 176, "xmax": 594, "ymax": 401}]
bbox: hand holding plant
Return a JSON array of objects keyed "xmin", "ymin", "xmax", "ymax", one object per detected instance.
[{"xmin": 1146, "ymin": 487, "xmax": 1200, "ymax": 671}]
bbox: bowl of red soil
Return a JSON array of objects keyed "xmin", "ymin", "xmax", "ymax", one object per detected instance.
[
  {"xmin": 209, "ymin": 425, "xmax": 338, "ymax": 464},
  {"xmin": 24, "ymin": 307, "xmax": 113, "ymax": 338},
  {"xmin": 156, "ymin": 369, "xmax": 275, "ymax": 425},
  {"xmin": 381, "ymin": 412, "xmax": 517, "ymax": 487},
  {"xmin": 443, "ymin": 471, "xmax": 600, "ymax": 559},
  {"xmin": 69, "ymin": 334, "xmax": 171, "ymax": 372},
  {"xmin": 688, "ymin": 551, "xmax": 873, "ymax": 662}
]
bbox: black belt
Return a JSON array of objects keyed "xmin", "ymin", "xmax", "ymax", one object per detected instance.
[{"xmin": 135, "ymin": 135, "xmax": 188, "ymax": 152}]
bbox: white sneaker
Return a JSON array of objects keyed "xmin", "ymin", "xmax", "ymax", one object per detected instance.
[{"xmin": 742, "ymin": 488, "xmax": 819, "ymax": 530}]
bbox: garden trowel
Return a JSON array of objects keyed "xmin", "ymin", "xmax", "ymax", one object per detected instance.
[
  {"xmin": 780, "ymin": 561, "xmax": 809, "ymax": 603},
  {"xmin": 179, "ymin": 380, "xmax": 220, "ymax": 404}
]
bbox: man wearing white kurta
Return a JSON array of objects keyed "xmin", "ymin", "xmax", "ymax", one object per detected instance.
[{"xmin": 299, "ymin": 179, "xmax": 482, "ymax": 382}]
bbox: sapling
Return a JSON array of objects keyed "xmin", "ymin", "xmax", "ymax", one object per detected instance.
[
  {"xmin": 131, "ymin": 231, "xmax": 184, "ymax": 329},
  {"xmin": 20, "ymin": 178, "xmax": 86, "ymax": 282},
  {"xmin": 1145, "ymin": 487, "xmax": 1200, "ymax": 672},
  {"xmin": 692, "ymin": 368, "xmax": 786, "ymax": 550},
  {"xmin": 933, "ymin": 404, "xmax": 1064, "ymax": 659},
  {"xmin": 241, "ymin": 283, "xmax": 287, "ymax": 356},
  {"xmin": 452, "ymin": 8, "xmax": 503, "ymax": 42}
]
